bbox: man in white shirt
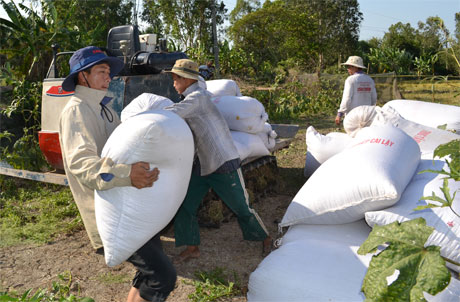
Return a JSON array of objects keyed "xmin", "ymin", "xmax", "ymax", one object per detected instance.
[{"xmin": 335, "ymin": 56, "xmax": 377, "ymax": 125}]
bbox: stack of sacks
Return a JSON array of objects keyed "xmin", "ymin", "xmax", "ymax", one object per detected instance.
[
  {"xmin": 121, "ymin": 93, "xmax": 174, "ymax": 122},
  {"xmin": 248, "ymin": 219, "xmax": 460, "ymax": 301},
  {"xmin": 209, "ymin": 82, "xmax": 273, "ymax": 161},
  {"xmin": 303, "ymin": 126, "xmax": 353, "ymax": 178},
  {"xmin": 257, "ymin": 122, "xmax": 277, "ymax": 150},
  {"xmin": 205, "ymin": 79, "xmax": 242, "ymax": 97},
  {"xmin": 383, "ymin": 99, "xmax": 460, "ymax": 133},
  {"xmin": 280, "ymin": 124, "xmax": 421, "ymax": 226},
  {"xmin": 95, "ymin": 110, "xmax": 194, "ymax": 267},
  {"xmin": 343, "ymin": 105, "xmax": 460, "ymax": 156},
  {"xmin": 365, "ymin": 158, "xmax": 460, "ymax": 273},
  {"xmin": 248, "ymin": 220, "xmax": 374, "ymax": 301}
]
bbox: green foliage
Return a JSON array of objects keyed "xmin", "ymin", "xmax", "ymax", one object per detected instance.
[
  {"xmin": 415, "ymin": 179, "xmax": 456, "ymax": 211},
  {"xmin": 0, "ymin": 0, "xmax": 80, "ymax": 81},
  {"xmin": 367, "ymin": 47, "xmax": 413, "ymax": 74},
  {"xmin": 414, "ymin": 53, "xmax": 438, "ymax": 76},
  {"xmin": 0, "ymin": 272, "xmax": 94, "ymax": 302},
  {"xmin": 0, "ymin": 177, "xmax": 80, "ymax": 247},
  {"xmin": 246, "ymin": 79, "xmax": 341, "ymax": 122},
  {"xmin": 0, "ymin": 70, "xmax": 48, "ymax": 171},
  {"xmin": 417, "ymin": 139, "xmax": 460, "ymax": 213},
  {"xmin": 142, "ymin": 0, "xmax": 227, "ymax": 53},
  {"xmin": 228, "ymin": 0, "xmax": 362, "ymax": 73},
  {"xmin": 186, "ymin": 267, "xmax": 240, "ymax": 302},
  {"xmin": 358, "ymin": 218, "xmax": 451, "ymax": 301}
]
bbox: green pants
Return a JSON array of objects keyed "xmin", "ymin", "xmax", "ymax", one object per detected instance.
[{"xmin": 174, "ymin": 168, "xmax": 269, "ymax": 247}]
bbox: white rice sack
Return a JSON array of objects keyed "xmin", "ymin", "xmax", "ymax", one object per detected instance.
[
  {"xmin": 95, "ymin": 111, "xmax": 194, "ymax": 266},
  {"xmin": 248, "ymin": 220, "xmax": 460, "ymax": 301},
  {"xmin": 343, "ymin": 105, "xmax": 377, "ymax": 137},
  {"xmin": 248, "ymin": 220, "xmax": 373, "ymax": 301},
  {"xmin": 212, "ymin": 96, "xmax": 268, "ymax": 133},
  {"xmin": 383, "ymin": 99, "xmax": 460, "ymax": 133},
  {"xmin": 206, "ymin": 79, "xmax": 242, "ymax": 97},
  {"xmin": 365, "ymin": 159, "xmax": 460, "ymax": 272},
  {"xmin": 372, "ymin": 106, "xmax": 460, "ymax": 156},
  {"xmin": 231, "ymin": 131, "xmax": 270, "ymax": 161},
  {"xmin": 280, "ymin": 125, "xmax": 420, "ymax": 226},
  {"xmin": 121, "ymin": 93, "xmax": 174, "ymax": 122},
  {"xmin": 256, "ymin": 123, "xmax": 277, "ymax": 150},
  {"xmin": 304, "ymin": 126, "xmax": 353, "ymax": 178}
]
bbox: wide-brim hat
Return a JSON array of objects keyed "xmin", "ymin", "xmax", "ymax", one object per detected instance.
[
  {"xmin": 164, "ymin": 59, "xmax": 200, "ymax": 80},
  {"xmin": 62, "ymin": 46, "xmax": 124, "ymax": 92},
  {"xmin": 341, "ymin": 56, "xmax": 366, "ymax": 69}
]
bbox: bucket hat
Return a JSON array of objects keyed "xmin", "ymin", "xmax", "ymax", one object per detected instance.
[
  {"xmin": 62, "ymin": 46, "xmax": 124, "ymax": 92},
  {"xmin": 341, "ymin": 56, "xmax": 366, "ymax": 69},
  {"xmin": 164, "ymin": 59, "xmax": 200, "ymax": 80}
]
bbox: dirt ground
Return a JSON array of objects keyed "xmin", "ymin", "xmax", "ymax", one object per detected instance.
[
  {"xmin": 0, "ymin": 192, "xmax": 293, "ymax": 301},
  {"xmin": 1, "ymin": 122, "xmax": 309, "ymax": 302}
]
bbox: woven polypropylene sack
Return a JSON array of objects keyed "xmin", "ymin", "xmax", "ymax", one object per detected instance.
[
  {"xmin": 383, "ymin": 99, "xmax": 460, "ymax": 133},
  {"xmin": 121, "ymin": 93, "xmax": 173, "ymax": 122},
  {"xmin": 304, "ymin": 126, "xmax": 353, "ymax": 178},
  {"xmin": 343, "ymin": 105, "xmax": 377, "ymax": 137},
  {"xmin": 211, "ymin": 95, "xmax": 268, "ymax": 133},
  {"xmin": 95, "ymin": 110, "xmax": 194, "ymax": 266},
  {"xmin": 205, "ymin": 79, "xmax": 242, "ymax": 97},
  {"xmin": 281, "ymin": 125, "xmax": 420, "ymax": 226}
]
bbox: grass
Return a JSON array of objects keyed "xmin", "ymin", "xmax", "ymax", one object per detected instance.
[
  {"xmin": 94, "ymin": 272, "xmax": 131, "ymax": 285},
  {"xmin": 0, "ymin": 271, "xmax": 94, "ymax": 302},
  {"xmin": 0, "ymin": 176, "xmax": 81, "ymax": 247},
  {"xmin": 275, "ymin": 115, "xmax": 339, "ymax": 195},
  {"xmin": 397, "ymin": 78, "xmax": 460, "ymax": 106},
  {"xmin": 184, "ymin": 267, "xmax": 241, "ymax": 302}
]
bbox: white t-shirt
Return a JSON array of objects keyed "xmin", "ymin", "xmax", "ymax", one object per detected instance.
[{"xmin": 338, "ymin": 72, "xmax": 377, "ymax": 115}]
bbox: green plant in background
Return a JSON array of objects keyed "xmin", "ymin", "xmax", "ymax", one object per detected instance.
[
  {"xmin": 245, "ymin": 78, "xmax": 341, "ymax": 122},
  {"xmin": 186, "ymin": 267, "xmax": 240, "ymax": 302},
  {"xmin": 0, "ymin": 71, "xmax": 48, "ymax": 171},
  {"xmin": 0, "ymin": 271, "xmax": 94, "ymax": 302},
  {"xmin": 414, "ymin": 53, "xmax": 439, "ymax": 77},
  {"xmin": 358, "ymin": 218, "xmax": 451, "ymax": 301}
]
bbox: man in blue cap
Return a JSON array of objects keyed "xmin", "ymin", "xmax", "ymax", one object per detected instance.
[{"xmin": 59, "ymin": 46, "xmax": 176, "ymax": 302}]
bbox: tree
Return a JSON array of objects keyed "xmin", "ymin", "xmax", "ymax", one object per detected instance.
[
  {"xmin": 456, "ymin": 12, "xmax": 460, "ymax": 42},
  {"xmin": 0, "ymin": 0, "xmax": 82, "ymax": 81},
  {"xmin": 141, "ymin": 0, "xmax": 227, "ymax": 57},
  {"xmin": 51, "ymin": 0, "xmax": 134, "ymax": 47},
  {"xmin": 228, "ymin": 0, "xmax": 260, "ymax": 25},
  {"xmin": 296, "ymin": 0, "xmax": 362, "ymax": 72},
  {"xmin": 381, "ymin": 22, "xmax": 420, "ymax": 57},
  {"xmin": 228, "ymin": 0, "xmax": 362, "ymax": 73}
]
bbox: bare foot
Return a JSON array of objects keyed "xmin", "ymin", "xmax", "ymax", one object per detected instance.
[
  {"xmin": 174, "ymin": 245, "xmax": 200, "ymax": 264},
  {"xmin": 262, "ymin": 236, "xmax": 273, "ymax": 257}
]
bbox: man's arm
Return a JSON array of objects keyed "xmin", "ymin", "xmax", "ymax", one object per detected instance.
[
  {"xmin": 60, "ymin": 105, "xmax": 158, "ymax": 190},
  {"xmin": 336, "ymin": 78, "xmax": 353, "ymax": 125}
]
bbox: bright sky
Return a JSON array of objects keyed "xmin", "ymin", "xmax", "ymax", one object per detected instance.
[{"xmin": 1, "ymin": 0, "xmax": 458, "ymax": 41}]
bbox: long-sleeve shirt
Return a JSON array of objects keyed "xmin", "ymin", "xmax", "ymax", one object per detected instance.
[
  {"xmin": 59, "ymin": 85, "xmax": 131, "ymax": 248},
  {"xmin": 165, "ymin": 82, "xmax": 239, "ymax": 176},
  {"xmin": 338, "ymin": 72, "xmax": 377, "ymax": 116}
]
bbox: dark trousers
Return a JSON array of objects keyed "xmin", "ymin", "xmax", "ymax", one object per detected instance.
[
  {"xmin": 174, "ymin": 168, "xmax": 269, "ymax": 247},
  {"xmin": 127, "ymin": 234, "xmax": 176, "ymax": 301}
]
